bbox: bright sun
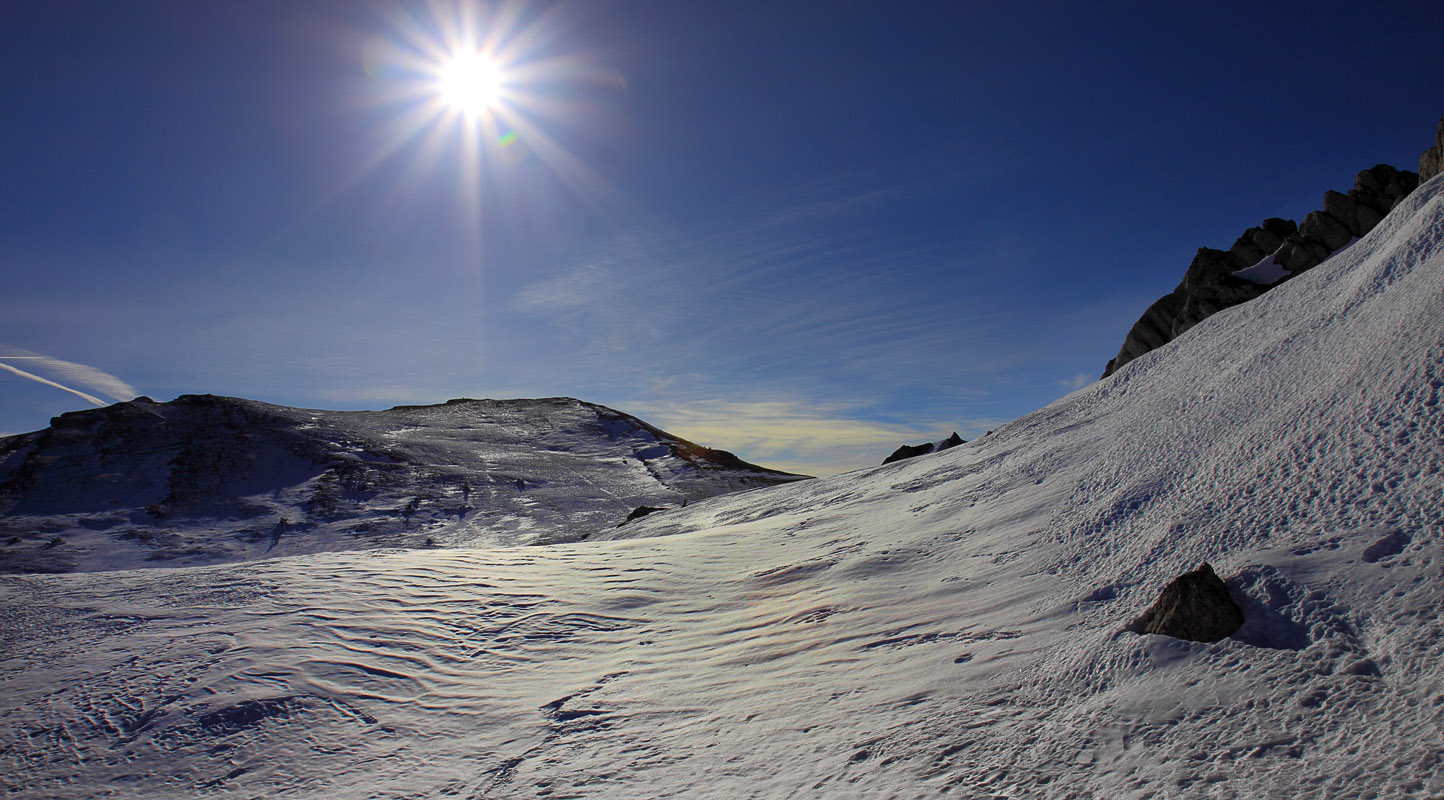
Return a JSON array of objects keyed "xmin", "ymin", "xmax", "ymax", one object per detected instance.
[
  {"xmin": 437, "ymin": 52, "xmax": 505, "ymax": 116},
  {"xmin": 359, "ymin": 1, "xmax": 628, "ymax": 228}
]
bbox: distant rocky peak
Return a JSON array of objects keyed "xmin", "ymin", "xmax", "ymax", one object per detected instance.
[{"xmin": 881, "ymin": 432, "xmax": 965, "ymax": 465}]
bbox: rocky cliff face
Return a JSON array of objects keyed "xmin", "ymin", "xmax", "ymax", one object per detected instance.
[
  {"xmin": 1420, "ymin": 114, "xmax": 1444, "ymax": 183},
  {"xmin": 1103, "ymin": 164, "xmax": 1418, "ymax": 377}
]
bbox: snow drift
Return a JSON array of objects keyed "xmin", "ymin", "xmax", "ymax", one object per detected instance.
[{"xmin": 2, "ymin": 176, "xmax": 1442, "ymax": 798}]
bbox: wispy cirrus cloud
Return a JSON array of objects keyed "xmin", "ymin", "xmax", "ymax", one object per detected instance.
[
  {"xmin": 759, "ymin": 185, "xmax": 907, "ymax": 228},
  {"xmin": 510, "ymin": 262, "xmax": 670, "ymax": 352},
  {"xmin": 1057, "ymin": 373, "xmax": 1094, "ymax": 392},
  {"xmin": 497, "ymin": 171, "xmax": 1091, "ymax": 476},
  {"xmin": 0, "ymin": 344, "xmax": 136, "ymax": 408}
]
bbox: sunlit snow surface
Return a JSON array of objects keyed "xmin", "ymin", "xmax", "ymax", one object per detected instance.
[{"xmin": 4, "ymin": 177, "xmax": 1444, "ymax": 797}]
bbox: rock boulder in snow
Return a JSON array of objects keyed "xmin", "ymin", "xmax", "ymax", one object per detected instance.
[{"xmin": 1130, "ymin": 562, "xmax": 1244, "ymax": 642}]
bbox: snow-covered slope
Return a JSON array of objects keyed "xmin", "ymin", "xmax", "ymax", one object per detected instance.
[
  {"xmin": 3, "ymin": 177, "xmax": 1442, "ymax": 798},
  {"xmin": 0, "ymin": 396, "xmax": 801, "ymax": 573}
]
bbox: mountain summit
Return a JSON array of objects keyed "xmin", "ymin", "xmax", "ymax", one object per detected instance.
[{"xmin": 0, "ymin": 394, "xmax": 802, "ymax": 573}]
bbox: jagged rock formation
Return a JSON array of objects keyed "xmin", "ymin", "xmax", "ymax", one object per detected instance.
[
  {"xmin": 1421, "ymin": 114, "xmax": 1444, "ymax": 183},
  {"xmin": 882, "ymin": 432, "xmax": 965, "ymax": 465},
  {"xmin": 1129, "ymin": 563, "xmax": 1244, "ymax": 643},
  {"xmin": 0, "ymin": 394, "xmax": 805, "ymax": 572},
  {"xmin": 1103, "ymin": 164, "xmax": 1419, "ymax": 377},
  {"xmin": 1272, "ymin": 165, "xmax": 1419, "ymax": 273}
]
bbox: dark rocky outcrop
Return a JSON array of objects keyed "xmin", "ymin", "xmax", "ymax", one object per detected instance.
[
  {"xmin": 1421, "ymin": 114, "xmax": 1444, "ymax": 183},
  {"xmin": 884, "ymin": 442, "xmax": 933, "ymax": 464},
  {"xmin": 882, "ymin": 432, "xmax": 964, "ymax": 465},
  {"xmin": 618, "ymin": 505, "xmax": 666, "ymax": 526},
  {"xmin": 1103, "ymin": 161, "xmax": 1420, "ymax": 378},
  {"xmin": 1271, "ymin": 164, "xmax": 1419, "ymax": 274},
  {"xmin": 1129, "ymin": 563, "xmax": 1244, "ymax": 643}
]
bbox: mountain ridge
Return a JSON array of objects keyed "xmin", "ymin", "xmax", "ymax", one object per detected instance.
[
  {"xmin": 1102, "ymin": 162, "xmax": 1419, "ymax": 377},
  {"xmin": 1101, "ymin": 112, "xmax": 1443, "ymax": 378},
  {"xmin": 0, "ymin": 393, "xmax": 804, "ymax": 573}
]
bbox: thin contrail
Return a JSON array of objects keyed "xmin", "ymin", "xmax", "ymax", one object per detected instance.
[
  {"xmin": 0, "ymin": 346, "xmax": 137, "ymax": 408},
  {"xmin": 0, "ymin": 360, "xmax": 107, "ymax": 406}
]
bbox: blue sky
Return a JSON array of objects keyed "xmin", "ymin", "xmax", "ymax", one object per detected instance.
[{"xmin": 3, "ymin": 1, "xmax": 1442, "ymax": 474}]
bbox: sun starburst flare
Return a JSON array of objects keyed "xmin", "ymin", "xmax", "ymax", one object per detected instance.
[{"xmin": 331, "ymin": 0, "xmax": 634, "ymax": 260}]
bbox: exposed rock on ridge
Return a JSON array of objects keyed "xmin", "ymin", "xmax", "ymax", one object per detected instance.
[
  {"xmin": 882, "ymin": 432, "xmax": 965, "ymax": 465},
  {"xmin": 1102, "ymin": 163, "xmax": 1418, "ymax": 378}
]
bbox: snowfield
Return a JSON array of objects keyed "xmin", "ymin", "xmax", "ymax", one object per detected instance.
[{"xmin": 2, "ymin": 176, "xmax": 1442, "ymax": 798}]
